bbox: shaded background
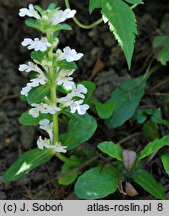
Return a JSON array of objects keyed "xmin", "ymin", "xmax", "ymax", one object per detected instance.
[{"xmin": 0, "ymin": 0, "xmax": 169, "ymax": 199}]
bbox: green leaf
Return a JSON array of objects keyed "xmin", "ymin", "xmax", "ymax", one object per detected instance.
[
  {"xmin": 98, "ymin": 141, "xmax": 122, "ymax": 161},
  {"xmin": 25, "ymin": 18, "xmax": 42, "ymax": 31},
  {"xmin": 27, "ymin": 85, "xmax": 50, "ymax": 104},
  {"xmin": 138, "ymin": 135, "xmax": 169, "ymax": 160},
  {"xmin": 124, "ymin": 0, "xmax": 143, "ymax": 4},
  {"xmin": 161, "ymin": 153, "xmax": 169, "ymax": 176},
  {"xmin": 19, "ymin": 111, "xmax": 52, "ymax": 126},
  {"xmin": 102, "ymin": 0, "xmax": 137, "ymax": 69},
  {"xmin": 153, "ymin": 35, "xmax": 169, "ymax": 65},
  {"xmin": 58, "ymin": 156, "xmax": 82, "ymax": 185},
  {"xmin": 31, "ymin": 51, "xmax": 46, "ymax": 62},
  {"xmin": 75, "ymin": 166, "xmax": 120, "ymax": 199},
  {"xmin": 47, "ymin": 3, "xmax": 57, "ymax": 10},
  {"xmin": 53, "ymin": 24, "xmax": 72, "ymax": 32},
  {"xmin": 133, "ymin": 169, "xmax": 166, "ymax": 200},
  {"xmin": 92, "ymin": 99, "xmax": 115, "ymax": 119},
  {"xmin": 89, "ymin": 0, "xmax": 103, "ymax": 14},
  {"xmin": 60, "ymin": 113, "xmax": 97, "ymax": 150},
  {"xmin": 106, "ymin": 76, "xmax": 146, "ymax": 128},
  {"xmin": 57, "ymin": 60, "xmax": 77, "ymax": 70},
  {"xmin": 3, "ymin": 148, "xmax": 54, "ymax": 182},
  {"xmin": 142, "ymin": 120, "xmax": 159, "ymax": 140}
]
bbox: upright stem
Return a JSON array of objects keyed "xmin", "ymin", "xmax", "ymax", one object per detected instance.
[{"xmin": 51, "ymin": 84, "xmax": 59, "ymax": 144}]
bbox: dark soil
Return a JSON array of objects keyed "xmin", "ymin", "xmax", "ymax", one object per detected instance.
[{"xmin": 0, "ymin": 0, "xmax": 169, "ymax": 200}]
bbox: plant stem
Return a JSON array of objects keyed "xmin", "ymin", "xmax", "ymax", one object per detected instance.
[
  {"xmin": 64, "ymin": 0, "xmax": 103, "ymax": 29},
  {"xmin": 51, "ymin": 84, "xmax": 59, "ymax": 143}
]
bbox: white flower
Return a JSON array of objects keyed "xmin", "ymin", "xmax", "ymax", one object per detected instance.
[
  {"xmin": 58, "ymin": 46, "xmax": 83, "ymax": 62},
  {"xmin": 29, "ymin": 103, "xmax": 61, "ymax": 118},
  {"xmin": 69, "ymin": 100, "xmax": 89, "ymax": 115},
  {"xmin": 51, "ymin": 9, "xmax": 76, "ymax": 25},
  {"xmin": 37, "ymin": 136, "xmax": 67, "ymax": 153},
  {"xmin": 20, "ymin": 74, "xmax": 47, "ymax": 96},
  {"xmin": 70, "ymin": 84, "xmax": 87, "ymax": 99},
  {"xmin": 56, "ymin": 69, "xmax": 74, "ymax": 88},
  {"xmin": 19, "ymin": 4, "xmax": 41, "ymax": 19},
  {"xmin": 22, "ymin": 37, "xmax": 52, "ymax": 52},
  {"xmin": 39, "ymin": 119, "xmax": 53, "ymax": 140},
  {"xmin": 19, "ymin": 61, "xmax": 43, "ymax": 74}
]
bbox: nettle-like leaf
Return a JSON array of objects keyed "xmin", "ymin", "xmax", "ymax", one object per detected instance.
[
  {"xmin": 138, "ymin": 135, "xmax": 169, "ymax": 160},
  {"xmin": 92, "ymin": 99, "xmax": 116, "ymax": 119},
  {"xmin": 161, "ymin": 153, "xmax": 169, "ymax": 176},
  {"xmin": 27, "ymin": 85, "xmax": 50, "ymax": 104},
  {"xmin": 75, "ymin": 166, "xmax": 121, "ymax": 199},
  {"xmin": 3, "ymin": 149, "xmax": 54, "ymax": 182},
  {"xmin": 89, "ymin": 0, "xmax": 103, "ymax": 14},
  {"xmin": 102, "ymin": 0, "xmax": 138, "ymax": 69},
  {"xmin": 60, "ymin": 113, "xmax": 97, "ymax": 150},
  {"xmin": 57, "ymin": 60, "xmax": 77, "ymax": 70},
  {"xmin": 98, "ymin": 141, "xmax": 122, "ymax": 161},
  {"xmin": 153, "ymin": 35, "xmax": 169, "ymax": 65},
  {"xmin": 132, "ymin": 169, "xmax": 166, "ymax": 200},
  {"xmin": 106, "ymin": 76, "xmax": 146, "ymax": 128}
]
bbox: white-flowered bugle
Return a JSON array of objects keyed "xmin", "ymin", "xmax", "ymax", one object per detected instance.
[{"xmin": 19, "ymin": 3, "xmax": 89, "ymax": 153}]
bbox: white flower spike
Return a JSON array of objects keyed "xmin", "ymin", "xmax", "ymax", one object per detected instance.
[
  {"xmin": 58, "ymin": 46, "xmax": 84, "ymax": 62},
  {"xmin": 22, "ymin": 37, "xmax": 52, "ymax": 52},
  {"xmin": 19, "ymin": 4, "xmax": 41, "ymax": 19},
  {"xmin": 56, "ymin": 69, "xmax": 74, "ymax": 88},
  {"xmin": 51, "ymin": 9, "xmax": 76, "ymax": 25}
]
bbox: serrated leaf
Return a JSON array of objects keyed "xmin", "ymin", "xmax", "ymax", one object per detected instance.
[
  {"xmin": 138, "ymin": 135, "xmax": 169, "ymax": 160},
  {"xmin": 60, "ymin": 113, "xmax": 97, "ymax": 150},
  {"xmin": 106, "ymin": 76, "xmax": 146, "ymax": 128},
  {"xmin": 19, "ymin": 111, "xmax": 52, "ymax": 126},
  {"xmin": 153, "ymin": 35, "xmax": 169, "ymax": 65},
  {"xmin": 75, "ymin": 166, "xmax": 120, "ymax": 199},
  {"xmin": 53, "ymin": 24, "xmax": 72, "ymax": 32},
  {"xmin": 92, "ymin": 99, "xmax": 115, "ymax": 119},
  {"xmin": 97, "ymin": 141, "xmax": 122, "ymax": 161},
  {"xmin": 27, "ymin": 85, "xmax": 50, "ymax": 104},
  {"xmin": 31, "ymin": 51, "xmax": 46, "ymax": 62},
  {"xmin": 89, "ymin": 0, "xmax": 103, "ymax": 14},
  {"xmin": 57, "ymin": 60, "xmax": 77, "ymax": 70},
  {"xmin": 3, "ymin": 148, "xmax": 53, "ymax": 182},
  {"xmin": 133, "ymin": 169, "xmax": 166, "ymax": 200},
  {"xmin": 25, "ymin": 18, "xmax": 42, "ymax": 31},
  {"xmin": 125, "ymin": 0, "xmax": 143, "ymax": 4},
  {"xmin": 161, "ymin": 153, "xmax": 169, "ymax": 176},
  {"xmin": 102, "ymin": 0, "xmax": 137, "ymax": 69}
]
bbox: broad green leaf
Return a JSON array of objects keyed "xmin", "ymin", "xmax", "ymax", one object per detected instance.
[
  {"xmin": 142, "ymin": 120, "xmax": 159, "ymax": 140},
  {"xmin": 102, "ymin": 0, "xmax": 137, "ymax": 69},
  {"xmin": 3, "ymin": 148, "xmax": 54, "ymax": 182},
  {"xmin": 27, "ymin": 85, "xmax": 50, "ymax": 104},
  {"xmin": 138, "ymin": 135, "xmax": 169, "ymax": 160},
  {"xmin": 58, "ymin": 156, "xmax": 82, "ymax": 185},
  {"xmin": 161, "ymin": 153, "xmax": 169, "ymax": 176},
  {"xmin": 19, "ymin": 111, "xmax": 52, "ymax": 126},
  {"xmin": 125, "ymin": 0, "xmax": 143, "ymax": 4},
  {"xmin": 57, "ymin": 60, "xmax": 77, "ymax": 70},
  {"xmin": 89, "ymin": 0, "xmax": 103, "ymax": 14},
  {"xmin": 98, "ymin": 141, "xmax": 122, "ymax": 161},
  {"xmin": 133, "ymin": 169, "xmax": 166, "ymax": 200},
  {"xmin": 106, "ymin": 76, "xmax": 146, "ymax": 128},
  {"xmin": 79, "ymin": 81, "xmax": 96, "ymax": 103},
  {"xmin": 60, "ymin": 113, "xmax": 97, "ymax": 150},
  {"xmin": 92, "ymin": 99, "xmax": 115, "ymax": 119},
  {"xmin": 75, "ymin": 166, "xmax": 120, "ymax": 199},
  {"xmin": 153, "ymin": 36, "xmax": 169, "ymax": 65}
]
